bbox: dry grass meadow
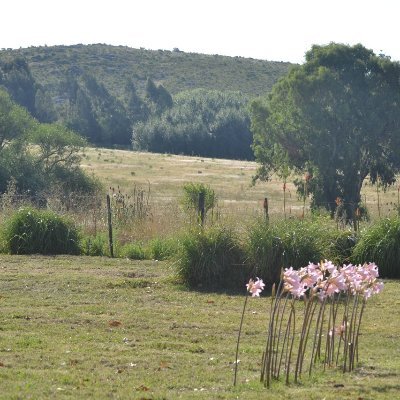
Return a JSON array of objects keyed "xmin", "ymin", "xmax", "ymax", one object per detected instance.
[
  {"xmin": 79, "ymin": 148, "xmax": 400, "ymax": 239},
  {"xmin": 1, "ymin": 148, "xmax": 400, "ymax": 399}
]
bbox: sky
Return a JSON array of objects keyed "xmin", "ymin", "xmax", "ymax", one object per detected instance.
[{"xmin": 1, "ymin": 0, "xmax": 399, "ymax": 64}]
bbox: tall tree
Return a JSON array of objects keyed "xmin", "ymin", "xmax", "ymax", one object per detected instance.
[
  {"xmin": 145, "ymin": 78, "xmax": 173, "ymax": 114},
  {"xmin": 133, "ymin": 89, "xmax": 252, "ymax": 159},
  {"xmin": 251, "ymin": 43, "xmax": 400, "ymax": 224},
  {"xmin": 0, "ymin": 88, "xmax": 97, "ymax": 196},
  {"xmin": 34, "ymin": 87, "xmax": 58, "ymax": 123},
  {"xmin": 0, "ymin": 57, "xmax": 37, "ymax": 115},
  {"xmin": 125, "ymin": 80, "xmax": 149, "ymax": 123},
  {"xmin": 0, "ymin": 88, "xmax": 35, "ymax": 152}
]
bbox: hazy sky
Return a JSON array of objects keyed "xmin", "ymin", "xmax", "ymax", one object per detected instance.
[{"xmin": 1, "ymin": 0, "xmax": 399, "ymax": 64}]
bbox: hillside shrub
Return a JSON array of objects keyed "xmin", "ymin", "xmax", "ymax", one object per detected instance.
[
  {"xmin": 351, "ymin": 218, "xmax": 400, "ymax": 278},
  {"xmin": 1, "ymin": 207, "xmax": 80, "ymax": 255},
  {"xmin": 177, "ymin": 226, "xmax": 248, "ymax": 290}
]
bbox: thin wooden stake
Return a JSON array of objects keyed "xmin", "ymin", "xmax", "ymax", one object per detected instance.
[{"xmin": 106, "ymin": 194, "xmax": 114, "ymax": 258}]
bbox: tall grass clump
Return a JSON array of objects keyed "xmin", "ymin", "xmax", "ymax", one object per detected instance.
[
  {"xmin": 246, "ymin": 220, "xmax": 284, "ymax": 283},
  {"xmin": 1, "ymin": 207, "xmax": 80, "ymax": 255},
  {"xmin": 81, "ymin": 233, "xmax": 108, "ymax": 256},
  {"xmin": 247, "ymin": 218, "xmax": 335, "ymax": 283},
  {"xmin": 120, "ymin": 242, "xmax": 147, "ymax": 260},
  {"xmin": 147, "ymin": 237, "xmax": 180, "ymax": 260},
  {"xmin": 325, "ymin": 229, "xmax": 357, "ymax": 265},
  {"xmin": 177, "ymin": 226, "xmax": 248, "ymax": 290},
  {"xmin": 351, "ymin": 217, "xmax": 400, "ymax": 278}
]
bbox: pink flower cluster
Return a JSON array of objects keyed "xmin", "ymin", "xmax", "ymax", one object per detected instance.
[
  {"xmin": 283, "ymin": 261, "xmax": 384, "ymax": 300},
  {"xmin": 246, "ymin": 277, "xmax": 265, "ymax": 297}
]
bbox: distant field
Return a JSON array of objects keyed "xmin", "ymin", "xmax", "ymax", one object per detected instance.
[
  {"xmin": 0, "ymin": 255, "xmax": 398, "ymax": 399},
  {"xmin": 81, "ymin": 147, "xmax": 400, "ymax": 224}
]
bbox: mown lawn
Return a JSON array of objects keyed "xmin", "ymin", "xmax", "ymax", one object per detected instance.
[{"xmin": 0, "ymin": 255, "xmax": 399, "ymax": 399}]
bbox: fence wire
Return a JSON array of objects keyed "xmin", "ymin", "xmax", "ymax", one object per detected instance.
[{"xmin": 1, "ymin": 190, "xmax": 399, "ymax": 236}]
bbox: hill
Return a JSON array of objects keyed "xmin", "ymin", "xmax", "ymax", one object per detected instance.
[
  {"xmin": 0, "ymin": 44, "xmax": 294, "ymax": 155},
  {"xmin": 0, "ymin": 43, "xmax": 294, "ymax": 99}
]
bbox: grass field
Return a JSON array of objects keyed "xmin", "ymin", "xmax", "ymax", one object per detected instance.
[
  {"xmin": 81, "ymin": 148, "xmax": 400, "ymax": 222},
  {"xmin": 1, "ymin": 149, "xmax": 400, "ymax": 398},
  {"xmin": 0, "ymin": 255, "xmax": 399, "ymax": 399}
]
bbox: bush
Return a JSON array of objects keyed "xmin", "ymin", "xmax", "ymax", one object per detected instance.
[
  {"xmin": 325, "ymin": 229, "xmax": 357, "ymax": 265},
  {"xmin": 2, "ymin": 207, "xmax": 80, "ymax": 255},
  {"xmin": 147, "ymin": 237, "xmax": 180, "ymax": 260},
  {"xmin": 351, "ymin": 218, "xmax": 400, "ymax": 278},
  {"xmin": 247, "ymin": 221, "xmax": 285, "ymax": 283},
  {"xmin": 181, "ymin": 183, "xmax": 217, "ymax": 213},
  {"xmin": 120, "ymin": 242, "xmax": 147, "ymax": 260},
  {"xmin": 81, "ymin": 233, "xmax": 108, "ymax": 256},
  {"xmin": 247, "ymin": 218, "xmax": 335, "ymax": 283},
  {"xmin": 177, "ymin": 226, "xmax": 248, "ymax": 290}
]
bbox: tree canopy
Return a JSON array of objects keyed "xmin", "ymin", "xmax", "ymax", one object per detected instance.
[
  {"xmin": 251, "ymin": 43, "xmax": 400, "ymax": 223},
  {"xmin": 133, "ymin": 89, "xmax": 253, "ymax": 159},
  {"xmin": 0, "ymin": 88, "xmax": 98, "ymax": 197}
]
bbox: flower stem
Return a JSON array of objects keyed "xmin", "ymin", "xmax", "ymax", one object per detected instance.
[{"xmin": 234, "ymin": 294, "xmax": 248, "ymax": 386}]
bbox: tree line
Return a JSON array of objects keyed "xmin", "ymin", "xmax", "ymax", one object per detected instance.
[{"xmin": 0, "ymin": 56, "xmax": 254, "ymax": 159}]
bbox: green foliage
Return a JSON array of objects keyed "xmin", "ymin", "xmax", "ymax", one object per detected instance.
[
  {"xmin": 29, "ymin": 123, "xmax": 87, "ymax": 173},
  {"xmin": 0, "ymin": 44, "xmax": 292, "ymax": 154},
  {"xmin": 325, "ymin": 229, "xmax": 357, "ymax": 265},
  {"xmin": 34, "ymin": 87, "xmax": 58, "ymax": 122},
  {"xmin": 246, "ymin": 220, "xmax": 285, "ymax": 283},
  {"xmin": 145, "ymin": 78, "xmax": 173, "ymax": 114},
  {"xmin": 124, "ymin": 80, "xmax": 149, "ymax": 123},
  {"xmin": 0, "ymin": 44, "xmax": 292, "ymax": 99},
  {"xmin": 66, "ymin": 73, "xmax": 132, "ymax": 146},
  {"xmin": 147, "ymin": 237, "xmax": 180, "ymax": 260},
  {"xmin": 0, "ymin": 45, "xmax": 292, "ymax": 156},
  {"xmin": 133, "ymin": 89, "xmax": 253, "ymax": 159},
  {"xmin": 0, "ymin": 57, "xmax": 37, "ymax": 116},
  {"xmin": 177, "ymin": 226, "xmax": 248, "ymax": 290},
  {"xmin": 0, "ymin": 88, "xmax": 35, "ymax": 152},
  {"xmin": 181, "ymin": 182, "xmax": 217, "ymax": 214},
  {"xmin": 1, "ymin": 207, "xmax": 80, "ymax": 255},
  {"xmin": 247, "ymin": 219, "xmax": 327, "ymax": 283},
  {"xmin": 0, "ymin": 89, "xmax": 99, "ymax": 199},
  {"xmin": 247, "ymin": 217, "xmax": 356, "ymax": 283},
  {"xmin": 351, "ymin": 218, "xmax": 400, "ymax": 278},
  {"xmin": 252, "ymin": 43, "xmax": 400, "ymax": 223},
  {"xmin": 81, "ymin": 233, "xmax": 108, "ymax": 256},
  {"xmin": 120, "ymin": 242, "xmax": 147, "ymax": 260}
]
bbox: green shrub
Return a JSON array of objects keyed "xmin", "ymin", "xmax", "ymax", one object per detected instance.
[
  {"xmin": 147, "ymin": 237, "xmax": 180, "ymax": 260},
  {"xmin": 351, "ymin": 218, "xmax": 400, "ymax": 278},
  {"xmin": 2, "ymin": 207, "xmax": 80, "ymax": 255},
  {"xmin": 177, "ymin": 226, "xmax": 248, "ymax": 290},
  {"xmin": 247, "ymin": 218, "xmax": 334, "ymax": 283},
  {"xmin": 325, "ymin": 229, "xmax": 357, "ymax": 265},
  {"xmin": 276, "ymin": 218, "xmax": 325, "ymax": 269},
  {"xmin": 81, "ymin": 233, "xmax": 108, "ymax": 256},
  {"xmin": 247, "ymin": 221, "xmax": 285, "ymax": 283},
  {"xmin": 121, "ymin": 242, "xmax": 147, "ymax": 260},
  {"xmin": 181, "ymin": 183, "xmax": 217, "ymax": 213}
]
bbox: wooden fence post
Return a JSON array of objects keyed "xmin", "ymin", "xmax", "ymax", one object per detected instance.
[
  {"xmin": 198, "ymin": 192, "xmax": 205, "ymax": 227},
  {"xmin": 106, "ymin": 194, "xmax": 114, "ymax": 258},
  {"xmin": 263, "ymin": 197, "xmax": 269, "ymax": 223}
]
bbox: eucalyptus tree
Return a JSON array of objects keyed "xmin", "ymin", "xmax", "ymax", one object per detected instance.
[{"xmin": 251, "ymin": 43, "xmax": 400, "ymax": 224}]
